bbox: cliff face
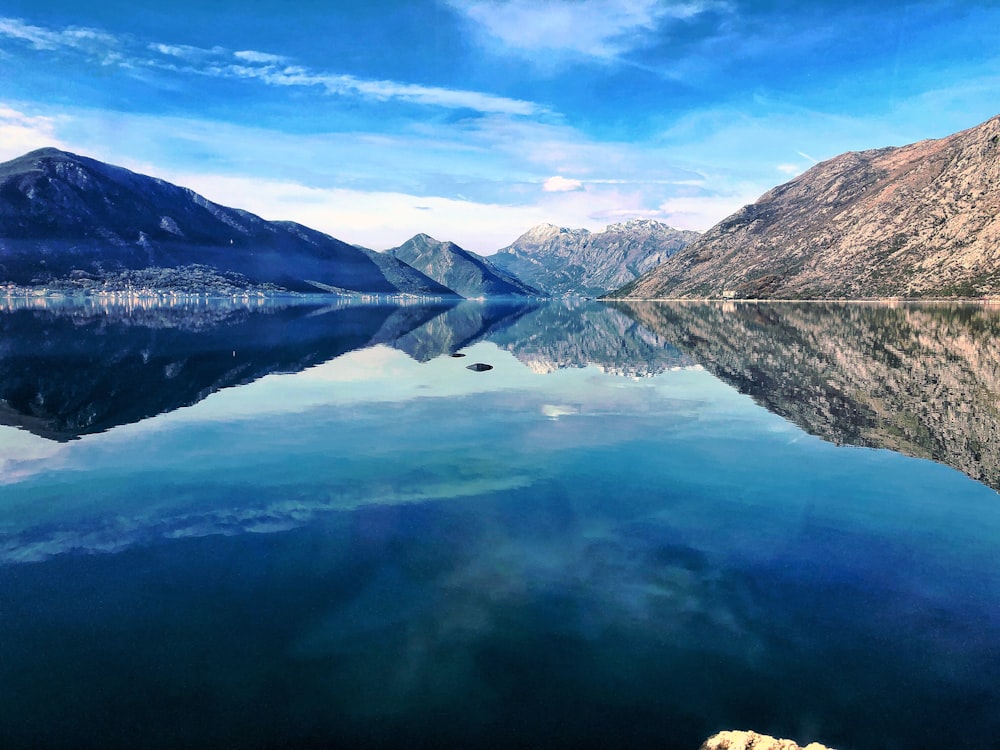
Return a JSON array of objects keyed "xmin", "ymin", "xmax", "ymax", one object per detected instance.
[
  {"xmin": 615, "ymin": 115, "xmax": 1000, "ymax": 299},
  {"xmin": 492, "ymin": 219, "xmax": 699, "ymax": 296},
  {"xmin": 614, "ymin": 300, "xmax": 1000, "ymax": 491}
]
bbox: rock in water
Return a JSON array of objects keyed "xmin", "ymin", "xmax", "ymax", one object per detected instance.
[
  {"xmin": 700, "ymin": 730, "xmax": 835, "ymax": 750},
  {"xmin": 466, "ymin": 362, "xmax": 493, "ymax": 372}
]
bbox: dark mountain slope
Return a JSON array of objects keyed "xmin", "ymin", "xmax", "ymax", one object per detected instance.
[
  {"xmin": 0, "ymin": 148, "xmax": 454, "ymax": 296},
  {"xmin": 387, "ymin": 233, "xmax": 541, "ymax": 298}
]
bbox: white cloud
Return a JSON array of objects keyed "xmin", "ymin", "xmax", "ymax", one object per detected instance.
[
  {"xmin": 542, "ymin": 175, "xmax": 584, "ymax": 192},
  {"xmin": 0, "ymin": 98, "xmax": 746, "ymax": 248},
  {"xmin": 653, "ymin": 190, "xmax": 761, "ymax": 231},
  {"xmin": 0, "ymin": 104, "xmax": 69, "ymax": 160},
  {"xmin": 157, "ymin": 172, "xmax": 558, "ymax": 251},
  {"xmin": 161, "ymin": 167, "xmax": 742, "ymax": 251},
  {"xmin": 449, "ymin": 0, "xmax": 731, "ymax": 62},
  {"xmin": 776, "ymin": 163, "xmax": 801, "ymax": 175}
]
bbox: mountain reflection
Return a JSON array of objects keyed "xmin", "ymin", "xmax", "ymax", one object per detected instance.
[
  {"xmin": 0, "ymin": 298, "xmax": 687, "ymax": 441},
  {"xmin": 615, "ymin": 300, "xmax": 1000, "ymax": 492},
  {"xmin": 5, "ymin": 296, "xmax": 999, "ymax": 493},
  {"xmin": 0, "ymin": 299, "xmax": 404, "ymax": 441}
]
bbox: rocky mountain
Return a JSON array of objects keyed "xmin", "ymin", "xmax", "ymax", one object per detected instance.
[
  {"xmin": 614, "ymin": 300, "xmax": 1000, "ymax": 491},
  {"xmin": 491, "ymin": 218, "xmax": 699, "ymax": 297},
  {"xmin": 0, "ymin": 148, "xmax": 455, "ymax": 296},
  {"xmin": 613, "ymin": 114, "xmax": 1000, "ymax": 299},
  {"xmin": 387, "ymin": 233, "xmax": 540, "ymax": 298}
]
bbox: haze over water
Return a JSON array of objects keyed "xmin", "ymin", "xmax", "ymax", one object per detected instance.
[{"xmin": 1, "ymin": 299, "xmax": 998, "ymax": 749}]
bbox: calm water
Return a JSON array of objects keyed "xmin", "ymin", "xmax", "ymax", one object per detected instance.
[{"xmin": 1, "ymin": 298, "xmax": 999, "ymax": 749}]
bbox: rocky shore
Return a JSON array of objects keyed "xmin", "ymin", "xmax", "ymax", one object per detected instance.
[{"xmin": 700, "ymin": 729, "xmax": 834, "ymax": 750}]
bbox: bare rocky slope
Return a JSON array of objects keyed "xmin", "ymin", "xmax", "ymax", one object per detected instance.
[
  {"xmin": 491, "ymin": 218, "xmax": 699, "ymax": 296},
  {"xmin": 613, "ymin": 114, "xmax": 1000, "ymax": 299}
]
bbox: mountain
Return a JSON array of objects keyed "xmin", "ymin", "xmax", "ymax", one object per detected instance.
[
  {"xmin": 387, "ymin": 233, "xmax": 541, "ymax": 297},
  {"xmin": 0, "ymin": 148, "xmax": 455, "ymax": 296},
  {"xmin": 614, "ymin": 300, "xmax": 1000, "ymax": 492},
  {"xmin": 490, "ymin": 218, "xmax": 699, "ymax": 297},
  {"xmin": 613, "ymin": 114, "xmax": 1000, "ymax": 299}
]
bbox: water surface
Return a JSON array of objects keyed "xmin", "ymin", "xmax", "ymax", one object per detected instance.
[{"xmin": 1, "ymin": 299, "xmax": 998, "ymax": 749}]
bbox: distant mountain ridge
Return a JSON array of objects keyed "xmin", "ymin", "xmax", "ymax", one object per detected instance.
[
  {"xmin": 490, "ymin": 218, "xmax": 699, "ymax": 297},
  {"xmin": 387, "ymin": 233, "xmax": 541, "ymax": 298},
  {"xmin": 613, "ymin": 114, "xmax": 1000, "ymax": 299},
  {"xmin": 0, "ymin": 147, "xmax": 455, "ymax": 296}
]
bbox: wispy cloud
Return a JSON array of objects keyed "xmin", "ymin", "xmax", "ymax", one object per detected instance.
[
  {"xmin": 221, "ymin": 64, "xmax": 541, "ymax": 115},
  {"xmin": 233, "ymin": 49, "xmax": 289, "ymax": 65},
  {"xmin": 0, "ymin": 16, "xmax": 542, "ymax": 116},
  {"xmin": 448, "ymin": 0, "xmax": 732, "ymax": 62},
  {"xmin": 148, "ymin": 42, "xmax": 225, "ymax": 61},
  {"xmin": 0, "ymin": 16, "xmax": 117, "ymax": 52}
]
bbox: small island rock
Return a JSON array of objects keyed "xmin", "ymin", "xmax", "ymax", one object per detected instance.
[{"xmin": 700, "ymin": 729, "xmax": 834, "ymax": 750}]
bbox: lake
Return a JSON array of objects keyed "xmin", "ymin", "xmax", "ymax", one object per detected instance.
[{"xmin": 1, "ymin": 298, "xmax": 998, "ymax": 749}]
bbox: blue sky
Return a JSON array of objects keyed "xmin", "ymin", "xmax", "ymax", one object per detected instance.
[{"xmin": 1, "ymin": 1, "xmax": 998, "ymax": 252}]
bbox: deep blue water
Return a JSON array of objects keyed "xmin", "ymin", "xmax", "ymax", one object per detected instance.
[{"xmin": 0, "ymin": 299, "xmax": 998, "ymax": 749}]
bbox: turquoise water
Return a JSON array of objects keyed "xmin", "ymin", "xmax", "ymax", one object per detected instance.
[{"xmin": 1, "ymin": 300, "xmax": 998, "ymax": 748}]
